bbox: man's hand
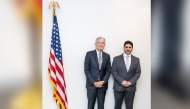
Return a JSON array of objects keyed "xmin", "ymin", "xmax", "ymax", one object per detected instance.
[
  {"xmin": 94, "ymin": 82, "xmax": 100, "ymax": 88},
  {"xmin": 94, "ymin": 81, "xmax": 104, "ymax": 88},
  {"xmin": 122, "ymin": 81, "xmax": 131, "ymax": 87},
  {"xmin": 94, "ymin": 82, "xmax": 102, "ymax": 88},
  {"xmin": 126, "ymin": 81, "xmax": 131, "ymax": 86},
  {"xmin": 98, "ymin": 81, "xmax": 104, "ymax": 87},
  {"xmin": 122, "ymin": 81, "xmax": 128, "ymax": 87}
]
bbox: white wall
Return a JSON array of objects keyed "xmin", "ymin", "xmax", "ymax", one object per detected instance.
[{"xmin": 43, "ymin": 0, "xmax": 150, "ymax": 109}]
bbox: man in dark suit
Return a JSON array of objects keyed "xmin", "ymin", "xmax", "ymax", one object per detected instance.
[
  {"xmin": 112, "ymin": 41, "xmax": 141, "ymax": 109},
  {"xmin": 84, "ymin": 37, "xmax": 111, "ymax": 109}
]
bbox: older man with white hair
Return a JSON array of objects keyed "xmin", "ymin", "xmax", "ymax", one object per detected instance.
[{"xmin": 84, "ymin": 37, "xmax": 111, "ymax": 109}]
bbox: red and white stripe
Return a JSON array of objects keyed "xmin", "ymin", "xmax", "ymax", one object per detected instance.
[{"xmin": 48, "ymin": 48, "xmax": 68, "ymax": 109}]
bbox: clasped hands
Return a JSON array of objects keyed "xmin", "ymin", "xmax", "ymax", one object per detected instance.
[
  {"xmin": 122, "ymin": 80, "xmax": 131, "ymax": 87},
  {"xmin": 94, "ymin": 81, "xmax": 104, "ymax": 88}
]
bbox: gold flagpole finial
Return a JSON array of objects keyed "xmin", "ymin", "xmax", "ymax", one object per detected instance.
[{"xmin": 49, "ymin": 1, "xmax": 60, "ymax": 15}]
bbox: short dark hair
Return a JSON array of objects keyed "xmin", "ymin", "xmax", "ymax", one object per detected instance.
[{"xmin": 124, "ymin": 41, "xmax": 133, "ymax": 48}]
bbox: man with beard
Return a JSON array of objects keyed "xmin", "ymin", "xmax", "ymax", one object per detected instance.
[{"xmin": 112, "ymin": 41, "xmax": 141, "ymax": 109}]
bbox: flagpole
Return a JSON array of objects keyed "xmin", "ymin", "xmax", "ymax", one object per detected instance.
[{"xmin": 49, "ymin": 1, "xmax": 61, "ymax": 109}]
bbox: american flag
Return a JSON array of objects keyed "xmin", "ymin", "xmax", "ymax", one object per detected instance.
[{"xmin": 48, "ymin": 15, "xmax": 68, "ymax": 109}]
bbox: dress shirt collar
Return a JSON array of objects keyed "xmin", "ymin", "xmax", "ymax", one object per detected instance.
[
  {"xmin": 123, "ymin": 53, "xmax": 131, "ymax": 57},
  {"xmin": 96, "ymin": 49, "xmax": 102, "ymax": 55}
]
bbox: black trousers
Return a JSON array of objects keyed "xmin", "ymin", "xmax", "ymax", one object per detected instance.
[
  {"xmin": 87, "ymin": 88, "xmax": 106, "ymax": 109},
  {"xmin": 114, "ymin": 90, "xmax": 135, "ymax": 109}
]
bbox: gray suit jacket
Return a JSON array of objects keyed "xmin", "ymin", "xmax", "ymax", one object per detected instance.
[
  {"xmin": 112, "ymin": 54, "xmax": 141, "ymax": 92},
  {"xmin": 84, "ymin": 50, "xmax": 111, "ymax": 91}
]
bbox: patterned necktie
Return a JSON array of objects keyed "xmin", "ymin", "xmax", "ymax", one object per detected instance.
[
  {"xmin": 126, "ymin": 56, "xmax": 129, "ymax": 71},
  {"xmin": 98, "ymin": 53, "xmax": 102, "ymax": 70},
  {"xmin": 98, "ymin": 53, "xmax": 102, "ymax": 81}
]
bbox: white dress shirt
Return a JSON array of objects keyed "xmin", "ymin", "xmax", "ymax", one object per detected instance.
[
  {"xmin": 96, "ymin": 50, "xmax": 102, "ymax": 60},
  {"xmin": 123, "ymin": 53, "xmax": 131, "ymax": 71}
]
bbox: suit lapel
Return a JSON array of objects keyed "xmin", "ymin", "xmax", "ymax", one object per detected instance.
[
  {"xmin": 100, "ymin": 52, "xmax": 105, "ymax": 70},
  {"xmin": 128, "ymin": 55, "xmax": 134, "ymax": 72},
  {"xmin": 119, "ymin": 54, "xmax": 128, "ymax": 73},
  {"xmin": 93, "ymin": 50, "xmax": 99, "ymax": 69}
]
